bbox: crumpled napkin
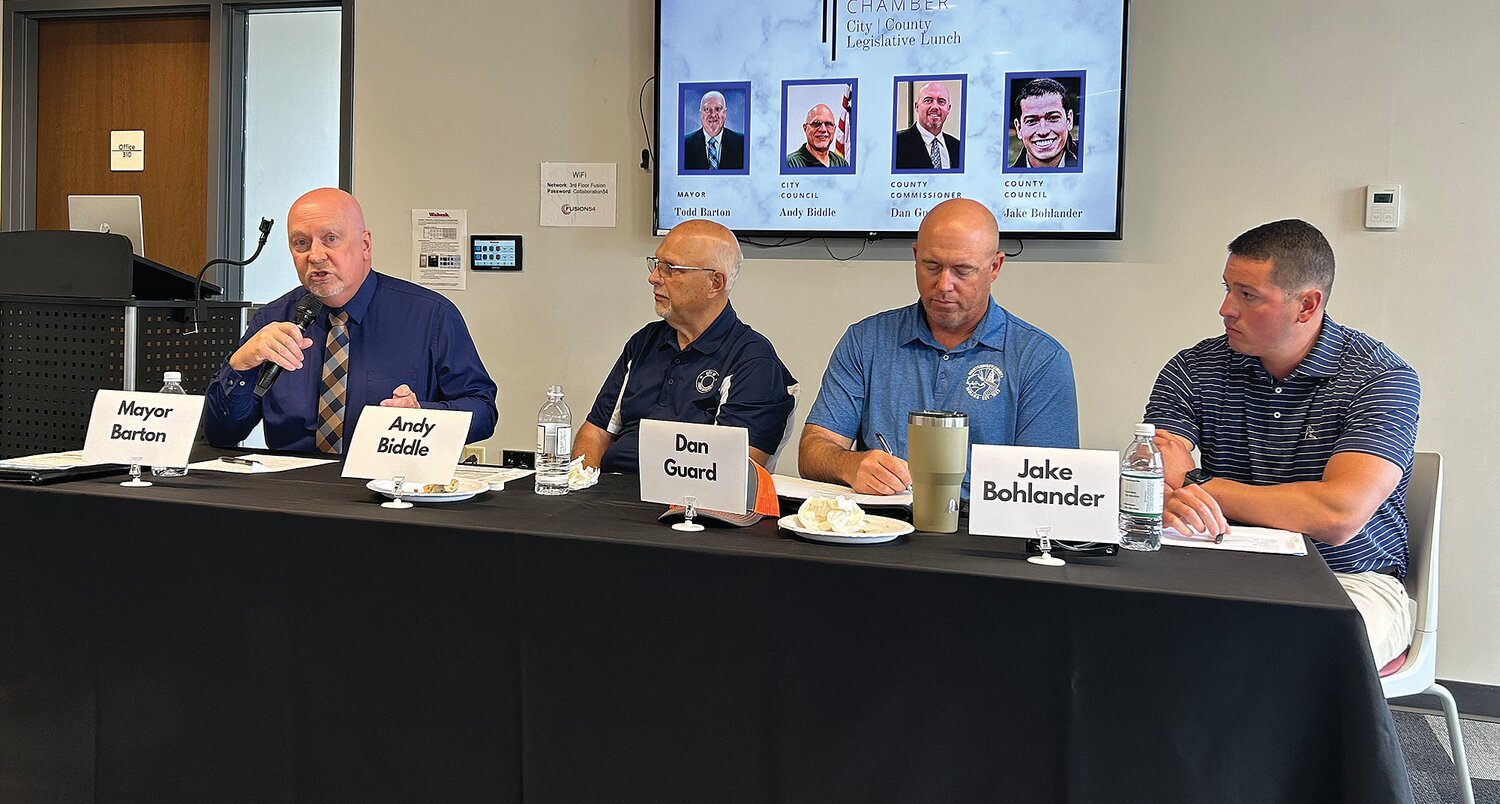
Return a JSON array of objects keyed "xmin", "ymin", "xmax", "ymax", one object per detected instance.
[
  {"xmin": 567, "ymin": 456, "xmax": 599, "ymax": 491},
  {"xmin": 796, "ymin": 495, "xmax": 867, "ymax": 533}
]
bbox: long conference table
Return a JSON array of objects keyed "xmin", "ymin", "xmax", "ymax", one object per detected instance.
[{"xmin": 0, "ymin": 456, "xmax": 1413, "ymax": 803}]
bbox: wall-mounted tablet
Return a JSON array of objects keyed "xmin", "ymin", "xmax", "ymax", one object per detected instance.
[{"xmin": 470, "ymin": 235, "xmax": 522, "ymax": 271}]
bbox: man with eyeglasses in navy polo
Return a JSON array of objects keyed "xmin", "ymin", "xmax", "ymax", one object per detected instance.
[{"xmin": 573, "ymin": 219, "xmax": 798, "ymax": 472}]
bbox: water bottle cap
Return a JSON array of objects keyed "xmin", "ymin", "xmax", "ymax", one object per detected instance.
[
  {"xmin": 547, "ymin": 384, "xmax": 564, "ymax": 397},
  {"xmin": 1134, "ymin": 423, "xmax": 1155, "ymax": 437},
  {"xmin": 164, "ymin": 371, "xmax": 182, "ymax": 382}
]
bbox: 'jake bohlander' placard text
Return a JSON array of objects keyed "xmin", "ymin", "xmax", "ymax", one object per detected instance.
[
  {"xmin": 341, "ymin": 406, "xmax": 473, "ymax": 486},
  {"xmin": 968, "ymin": 445, "xmax": 1120, "ymax": 543},
  {"xmin": 82, "ymin": 390, "xmax": 207, "ymax": 468},
  {"xmin": 638, "ymin": 419, "xmax": 749, "ymax": 514}
]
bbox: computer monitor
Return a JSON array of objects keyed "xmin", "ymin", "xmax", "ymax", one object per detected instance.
[{"xmin": 68, "ymin": 194, "xmax": 144, "ymax": 257}]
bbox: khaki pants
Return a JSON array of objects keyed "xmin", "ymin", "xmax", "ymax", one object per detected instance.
[{"xmin": 1338, "ymin": 571, "xmax": 1416, "ymax": 668}]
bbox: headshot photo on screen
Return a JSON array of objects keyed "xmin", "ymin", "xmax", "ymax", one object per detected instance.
[
  {"xmin": 1005, "ymin": 72, "xmax": 1085, "ymax": 172},
  {"xmin": 782, "ymin": 79, "xmax": 857, "ymax": 174},
  {"xmin": 680, "ymin": 82, "xmax": 750, "ymax": 175},
  {"xmin": 892, "ymin": 76, "xmax": 965, "ymax": 173}
]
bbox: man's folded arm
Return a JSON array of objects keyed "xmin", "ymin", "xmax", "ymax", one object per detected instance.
[{"xmin": 1200, "ymin": 451, "xmax": 1403, "ymax": 545}]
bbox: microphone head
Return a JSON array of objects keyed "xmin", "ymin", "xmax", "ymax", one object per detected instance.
[{"xmin": 291, "ymin": 294, "xmax": 325, "ymax": 326}]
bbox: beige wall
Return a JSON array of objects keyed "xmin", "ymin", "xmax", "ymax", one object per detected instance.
[{"xmin": 351, "ymin": 0, "xmax": 1499, "ymax": 684}]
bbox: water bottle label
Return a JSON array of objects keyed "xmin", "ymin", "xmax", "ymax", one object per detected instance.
[
  {"xmin": 1120, "ymin": 472, "xmax": 1163, "ymax": 516},
  {"xmin": 537, "ymin": 423, "xmax": 572, "ymax": 457}
]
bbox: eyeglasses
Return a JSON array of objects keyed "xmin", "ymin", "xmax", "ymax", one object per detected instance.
[
  {"xmin": 805, "ymin": 121, "xmax": 837, "ymax": 129},
  {"xmin": 645, "ymin": 256, "xmax": 718, "ymax": 278}
]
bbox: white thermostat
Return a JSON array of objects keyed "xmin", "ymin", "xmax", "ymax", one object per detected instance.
[{"xmin": 1365, "ymin": 184, "xmax": 1401, "ymax": 230}]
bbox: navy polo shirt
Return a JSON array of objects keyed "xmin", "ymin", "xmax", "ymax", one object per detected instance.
[
  {"xmin": 805, "ymin": 299, "xmax": 1078, "ymax": 498},
  {"xmin": 1145, "ymin": 316, "xmax": 1420, "ymax": 578},
  {"xmin": 586, "ymin": 302, "xmax": 797, "ymax": 473}
]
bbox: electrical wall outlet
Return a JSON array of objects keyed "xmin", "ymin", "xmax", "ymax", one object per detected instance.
[
  {"xmin": 502, "ymin": 449, "xmax": 535, "ymax": 469},
  {"xmin": 460, "ymin": 446, "xmax": 486, "ymax": 464}
]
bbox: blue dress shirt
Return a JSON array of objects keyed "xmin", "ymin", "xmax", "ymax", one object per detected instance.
[
  {"xmin": 585, "ymin": 303, "xmax": 797, "ymax": 473},
  {"xmin": 204, "ymin": 272, "xmax": 498, "ymax": 451},
  {"xmin": 805, "ymin": 299, "xmax": 1078, "ymax": 498}
]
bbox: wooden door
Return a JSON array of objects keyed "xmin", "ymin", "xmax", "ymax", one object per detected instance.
[{"xmin": 35, "ymin": 15, "xmax": 210, "ymax": 276}]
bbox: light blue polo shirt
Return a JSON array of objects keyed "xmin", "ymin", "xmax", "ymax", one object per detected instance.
[{"xmin": 805, "ymin": 299, "xmax": 1079, "ymax": 497}]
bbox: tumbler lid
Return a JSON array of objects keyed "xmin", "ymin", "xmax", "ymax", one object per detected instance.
[{"xmin": 908, "ymin": 410, "xmax": 968, "ymax": 428}]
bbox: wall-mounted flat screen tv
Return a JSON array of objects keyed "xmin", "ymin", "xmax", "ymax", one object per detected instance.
[{"xmin": 655, "ymin": 0, "xmax": 1129, "ymax": 239}]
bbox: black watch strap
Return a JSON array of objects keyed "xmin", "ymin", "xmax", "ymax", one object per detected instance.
[{"xmin": 1183, "ymin": 468, "xmax": 1213, "ymax": 487}]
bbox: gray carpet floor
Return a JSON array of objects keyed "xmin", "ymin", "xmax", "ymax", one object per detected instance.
[{"xmin": 1395, "ymin": 709, "xmax": 1500, "ymax": 803}]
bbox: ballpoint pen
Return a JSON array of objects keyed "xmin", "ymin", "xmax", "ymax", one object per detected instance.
[
  {"xmin": 219, "ymin": 456, "xmax": 262, "ymax": 466},
  {"xmin": 875, "ymin": 432, "xmax": 893, "ymax": 453}
]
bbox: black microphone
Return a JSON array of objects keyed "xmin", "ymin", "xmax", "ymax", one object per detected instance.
[
  {"xmin": 254, "ymin": 294, "xmax": 326, "ymax": 398},
  {"xmin": 188, "ymin": 217, "xmax": 276, "ymax": 333}
]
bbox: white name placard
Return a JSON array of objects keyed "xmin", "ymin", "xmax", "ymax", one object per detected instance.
[
  {"xmin": 968, "ymin": 445, "xmax": 1121, "ymax": 543},
  {"xmin": 340, "ymin": 406, "xmax": 472, "ymax": 485},
  {"xmin": 81, "ymin": 390, "xmax": 205, "ymax": 467},
  {"xmin": 638, "ymin": 419, "xmax": 748, "ymax": 513}
]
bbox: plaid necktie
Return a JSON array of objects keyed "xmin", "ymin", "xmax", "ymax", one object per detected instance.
[
  {"xmin": 928, "ymin": 137, "xmax": 943, "ymax": 169},
  {"xmin": 708, "ymin": 137, "xmax": 720, "ymax": 169},
  {"xmin": 315, "ymin": 311, "xmax": 349, "ymax": 454}
]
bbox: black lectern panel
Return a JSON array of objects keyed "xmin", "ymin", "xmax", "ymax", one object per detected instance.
[
  {"xmin": 0, "ymin": 230, "xmax": 220, "ymax": 300},
  {"xmin": 0, "ymin": 231, "xmax": 245, "ymax": 458}
]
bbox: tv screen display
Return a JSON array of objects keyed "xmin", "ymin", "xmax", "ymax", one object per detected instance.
[{"xmin": 654, "ymin": 0, "xmax": 1128, "ymax": 239}]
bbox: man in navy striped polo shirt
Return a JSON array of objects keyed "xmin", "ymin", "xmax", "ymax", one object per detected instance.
[
  {"xmin": 1144, "ymin": 219, "xmax": 1420, "ymax": 667},
  {"xmin": 573, "ymin": 220, "xmax": 797, "ymax": 473}
]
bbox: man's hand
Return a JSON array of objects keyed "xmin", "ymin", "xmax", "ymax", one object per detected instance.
[
  {"xmin": 1163, "ymin": 483, "xmax": 1229, "ymax": 538},
  {"xmin": 1153, "ymin": 429, "xmax": 1196, "ymax": 489},
  {"xmin": 379, "ymin": 384, "xmax": 421, "ymax": 408},
  {"xmin": 851, "ymin": 450, "xmax": 912, "ymax": 495},
  {"xmin": 228, "ymin": 322, "xmax": 313, "ymax": 372}
]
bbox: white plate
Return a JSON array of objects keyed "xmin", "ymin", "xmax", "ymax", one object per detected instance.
[
  {"xmin": 777, "ymin": 514, "xmax": 913, "ymax": 544},
  {"xmin": 366, "ymin": 478, "xmax": 489, "ymax": 503}
]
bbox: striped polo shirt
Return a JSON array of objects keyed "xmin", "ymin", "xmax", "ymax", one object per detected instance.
[{"xmin": 1145, "ymin": 316, "xmax": 1420, "ymax": 578}]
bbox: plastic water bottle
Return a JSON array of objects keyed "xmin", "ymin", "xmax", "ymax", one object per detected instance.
[
  {"xmin": 1118, "ymin": 422, "xmax": 1162, "ymax": 551},
  {"xmin": 151, "ymin": 371, "xmax": 188, "ymax": 477},
  {"xmin": 534, "ymin": 385, "xmax": 572, "ymax": 495}
]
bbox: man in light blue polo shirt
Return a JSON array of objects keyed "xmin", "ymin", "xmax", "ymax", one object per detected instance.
[
  {"xmin": 574, "ymin": 219, "xmax": 797, "ymax": 473},
  {"xmin": 799, "ymin": 198, "xmax": 1078, "ymax": 497}
]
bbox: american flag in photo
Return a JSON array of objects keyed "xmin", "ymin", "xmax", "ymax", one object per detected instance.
[{"xmin": 833, "ymin": 84, "xmax": 852, "ymax": 160}]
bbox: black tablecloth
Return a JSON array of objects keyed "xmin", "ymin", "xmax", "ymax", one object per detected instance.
[{"xmin": 0, "ymin": 459, "xmax": 1413, "ymax": 803}]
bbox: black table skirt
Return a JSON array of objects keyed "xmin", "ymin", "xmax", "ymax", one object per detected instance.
[{"xmin": 0, "ymin": 459, "xmax": 1412, "ymax": 803}]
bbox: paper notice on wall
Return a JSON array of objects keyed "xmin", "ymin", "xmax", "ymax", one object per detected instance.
[
  {"xmin": 540, "ymin": 162, "xmax": 617, "ymax": 227},
  {"xmin": 411, "ymin": 209, "xmax": 468, "ymax": 290}
]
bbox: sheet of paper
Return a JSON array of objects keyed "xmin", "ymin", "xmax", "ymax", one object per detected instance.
[
  {"xmin": 453, "ymin": 464, "xmax": 535, "ymax": 486},
  {"xmin": 411, "ymin": 208, "xmax": 468, "ymax": 290},
  {"xmin": 188, "ymin": 455, "xmax": 337, "ymax": 474},
  {"xmin": 539, "ymin": 162, "xmax": 618, "ymax": 227},
  {"xmin": 771, "ymin": 474, "xmax": 912, "ymax": 507},
  {"xmin": 1163, "ymin": 525, "xmax": 1308, "ymax": 556},
  {"xmin": 0, "ymin": 450, "xmax": 98, "ymax": 470}
]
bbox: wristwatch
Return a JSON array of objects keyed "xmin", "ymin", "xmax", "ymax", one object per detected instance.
[{"xmin": 1183, "ymin": 468, "xmax": 1213, "ymax": 487}]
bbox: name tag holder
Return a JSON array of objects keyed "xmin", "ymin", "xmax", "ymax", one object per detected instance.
[
  {"xmin": 637, "ymin": 419, "xmax": 749, "ymax": 529},
  {"xmin": 968, "ymin": 445, "xmax": 1121, "ymax": 567},
  {"xmin": 80, "ymin": 389, "xmax": 207, "ymax": 488},
  {"xmin": 341, "ymin": 406, "xmax": 473, "ymax": 510}
]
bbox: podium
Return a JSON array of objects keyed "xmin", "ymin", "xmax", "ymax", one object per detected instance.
[{"xmin": 0, "ymin": 231, "xmax": 250, "ymax": 458}]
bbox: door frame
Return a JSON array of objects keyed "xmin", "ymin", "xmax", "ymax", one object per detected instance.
[{"xmin": 1, "ymin": 0, "xmax": 353, "ymax": 298}]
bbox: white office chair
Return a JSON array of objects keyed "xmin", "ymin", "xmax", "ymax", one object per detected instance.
[{"xmin": 1380, "ymin": 452, "xmax": 1474, "ymax": 804}]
